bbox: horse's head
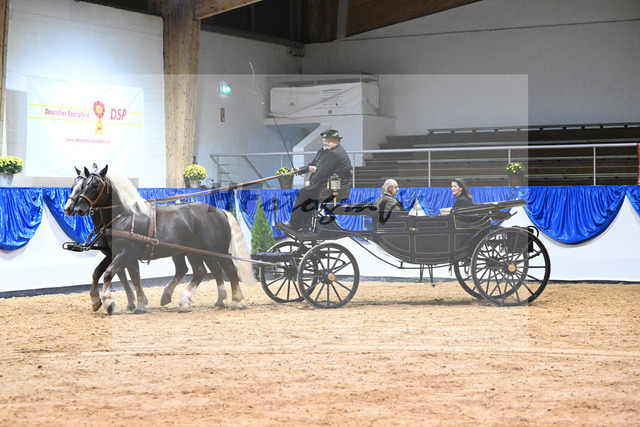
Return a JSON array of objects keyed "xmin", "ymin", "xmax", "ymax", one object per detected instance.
[
  {"xmin": 73, "ymin": 164, "xmax": 110, "ymax": 217},
  {"xmin": 64, "ymin": 167, "xmax": 87, "ymax": 216}
]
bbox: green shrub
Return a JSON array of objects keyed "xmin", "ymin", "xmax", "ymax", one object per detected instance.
[{"xmin": 250, "ymin": 196, "xmax": 275, "ymax": 254}]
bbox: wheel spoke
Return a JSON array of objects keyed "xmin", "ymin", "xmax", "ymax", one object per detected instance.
[{"xmin": 329, "ymin": 283, "xmax": 344, "ymax": 303}]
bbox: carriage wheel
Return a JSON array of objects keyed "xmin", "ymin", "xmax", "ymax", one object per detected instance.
[
  {"xmin": 471, "ymin": 228, "xmax": 550, "ymax": 306},
  {"xmin": 297, "ymin": 242, "xmax": 359, "ymax": 309},
  {"xmin": 259, "ymin": 241, "xmax": 305, "ymax": 303},
  {"xmin": 453, "ymin": 259, "xmax": 483, "ymax": 300}
]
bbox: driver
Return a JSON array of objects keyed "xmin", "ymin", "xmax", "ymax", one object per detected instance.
[{"xmin": 286, "ymin": 129, "xmax": 352, "ymax": 232}]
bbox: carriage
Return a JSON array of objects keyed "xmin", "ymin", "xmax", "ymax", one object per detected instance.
[
  {"xmin": 63, "ymin": 166, "xmax": 550, "ymax": 313},
  {"xmin": 252, "ymin": 186, "xmax": 551, "ymax": 309}
]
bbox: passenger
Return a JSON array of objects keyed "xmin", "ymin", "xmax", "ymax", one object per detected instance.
[
  {"xmin": 375, "ymin": 179, "xmax": 403, "ymax": 211},
  {"xmin": 451, "ymin": 177, "xmax": 473, "ymax": 208}
]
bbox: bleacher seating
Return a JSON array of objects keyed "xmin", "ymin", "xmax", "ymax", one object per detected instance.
[{"xmin": 354, "ymin": 123, "xmax": 640, "ymax": 187}]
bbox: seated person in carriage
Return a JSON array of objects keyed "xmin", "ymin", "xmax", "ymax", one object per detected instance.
[
  {"xmin": 375, "ymin": 179, "xmax": 403, "ymax": 223},
  {"xmin": 376, "ymin": 179, "xmax": 403, "ymax": 211},
  {"xmin": 451, "ymin": 177, "xmax": 473, "ymax": 209},
  {"xmin": 286, "ymin": 129, "xmax": 352, "ymax": 232}
]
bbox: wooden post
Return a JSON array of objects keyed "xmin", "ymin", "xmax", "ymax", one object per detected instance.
[
  {"xmin": 0, "ymin": 0, "xmax": 9, "ymax": 154},
  {"xmin": 161, "ymin": 0, "xmax": 200, "ymax": 187}
]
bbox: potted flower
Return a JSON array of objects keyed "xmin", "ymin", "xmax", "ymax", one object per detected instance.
[
  {"xmin": 183, "ymin": 164, "xmax": 207, "ymax": 188},
  {"xmin": 276, "ymin": 166, "xmax": 293, "ymax": 189},
  {"xmin": 0, "ymin": 156, "xmax": 25, "ymax": 187},
  {"xmin": 505, "ymin": 161, "xmax": 525, "ymax": 186}
]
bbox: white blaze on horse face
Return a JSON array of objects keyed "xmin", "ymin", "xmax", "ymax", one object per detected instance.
[{"xmin": 64, "ymin": 176, "xmax": 85, "ymax": 216}]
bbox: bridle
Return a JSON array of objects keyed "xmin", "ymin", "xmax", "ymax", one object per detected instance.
[{"xmin": 78, "ymin": 173, "xmax": 112, "ymax": 213}]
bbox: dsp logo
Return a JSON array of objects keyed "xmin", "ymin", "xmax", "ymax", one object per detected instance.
[{"xmin": 110, "ymin": 108, "xmax": 127, "ymax": 121}]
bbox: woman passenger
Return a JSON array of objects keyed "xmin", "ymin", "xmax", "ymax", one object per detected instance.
[{"xmin": 451, "ymin": 177, "xmax": 473, "ymax": 208}]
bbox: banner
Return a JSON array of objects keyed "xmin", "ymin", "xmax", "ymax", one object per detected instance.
[
  {"xmin": 26, "ymin": 76, "xmax": 144, "ymax": 177},
  {"xmin": 270, "ymin": 82, "xmax": 379, "ymax": 118}
]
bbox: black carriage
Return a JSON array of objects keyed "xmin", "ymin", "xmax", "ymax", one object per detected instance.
[{"xmin": 252, "ymin": 190, "xmax": 551, "ymax": 309}]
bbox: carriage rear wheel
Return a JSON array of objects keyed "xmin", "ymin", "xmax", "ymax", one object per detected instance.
[
  {"xmin": 259, "ymin": 241, "xmax": 305, "ymax": 303},
  {"xmin": 471, "ymin": 227, "xmax": 550, "ymax": 306},
  {"xmin": 453, "ymin": 259, "xmax": 483, "ymax": 300},
  {"xmin": 297, "ymin": 242, "xmax": 359, "ymax": 309}
]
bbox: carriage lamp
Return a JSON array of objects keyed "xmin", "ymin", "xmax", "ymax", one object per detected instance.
[
  {"xmin": 328, "ymin": 174, "xmax": 341, "ymax": 192},
  {"xmin": 328, "ymin": 174, "xmax": 341, "ymax": 205}
]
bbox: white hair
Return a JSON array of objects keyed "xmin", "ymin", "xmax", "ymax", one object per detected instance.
[
  {"xmin": 381, "ymin": 179, "xmax": 398, "ymax": 194},
  {"xmin": 106, "ymin": 171, "xmax": 151, "ymax": 216}
]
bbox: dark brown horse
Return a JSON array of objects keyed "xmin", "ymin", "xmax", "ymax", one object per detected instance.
[
  {"xmin": 71, "ymin": 165, "xmax": 253, "ymax": 314},
  {"xmin": 64, "ymin": 167, "xmax": 231, "ymax": 313}
]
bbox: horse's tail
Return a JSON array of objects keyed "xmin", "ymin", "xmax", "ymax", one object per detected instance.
[{"xmin": 225, "ymin": 212, "xmax": 255, "ymax": 284}]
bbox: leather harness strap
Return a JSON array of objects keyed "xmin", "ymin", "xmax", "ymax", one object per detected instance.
[{"xmin": 104, "ymin": 228, "xmax": 275, "ymax": 267}]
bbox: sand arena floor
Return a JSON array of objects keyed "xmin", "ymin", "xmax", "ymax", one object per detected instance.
[{"xmin": 1, "ymin": 279, "xmax": 639, "ymax": 426}]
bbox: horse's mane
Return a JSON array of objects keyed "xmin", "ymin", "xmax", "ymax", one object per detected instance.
[{"xmin": 106, "ymin": 171, "xmax": 151, "ymax": 217}]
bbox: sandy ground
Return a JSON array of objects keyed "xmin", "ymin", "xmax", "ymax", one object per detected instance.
[{"xmin": 1, "ymin": 279, "xmax": 639, "ymax": 426}]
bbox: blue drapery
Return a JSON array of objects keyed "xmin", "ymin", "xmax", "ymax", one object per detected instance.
[
  {"xmin": 0, "ymin": 188, "xmax": 44, "ymax": 250},
  {"xmin": 3, "ymin": 186, "xmax": 640, "ymax": 251},
  {"xmin": 43, "ymin": 187, "xmax": 94, "ymax": 243},
  {"xmin": 518, "ymin": 186, "xmax": 627, "ymax": 244},
  {"xmin": 625, "ymin": 186, "xmax": 640, "ymax": 217}
]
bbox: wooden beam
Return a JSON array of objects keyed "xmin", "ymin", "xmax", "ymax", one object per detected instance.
[
  {"xmin": 347, "ymin": 0, "xmax": 481, "ymax": 36},
  {"xmin": 194, "ymin": 0, "xmax": 263, "ymax": 20},
  {"xmin": 162, "ymin": 0, "xmax": 200, "ymax": 187},
  {"xmin": 0, "ymin": 0, "xmax": 9, "ymax": 153}
]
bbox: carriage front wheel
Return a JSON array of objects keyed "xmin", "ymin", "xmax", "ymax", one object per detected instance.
[
  {"xmin": 297, "ymin": 242, "xmax": 359, "ymax": 309},
  {"xmin": 471, "ymin": 227, "xmax": 550, "ymax": 306},
  {"xmin": 259, "ymin": 241, "xmax": 305, "ymax": 303}
]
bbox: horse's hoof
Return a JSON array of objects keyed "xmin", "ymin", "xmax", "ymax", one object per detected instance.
[
  {"xmin": 126, "ymin": 303, "xmax": 136, "ymax": 311},
  {"xmin": 178, "ymin": 303, "xmax": 191, "ymax": 312},
  {"xmin": 134, "ymin": 304, "xmax": 147, "ymax": 314},
  {"xmin": 106, "ymin": 300, "xmax": 116, "ymax": 315},
  {"xmin": 229, "ymin": 301, "xmax": 246, "ymax": 310},
  {"xmin": 160, "ymin": 293, "xmax": 172, "ymax": 306},
  {"xmin": 91, "ymin": 300, "xmax": 102, "ymax": 312},
  {"xmin": 214, "ymin": 301, "xmax": 227, "ymax": 308}
]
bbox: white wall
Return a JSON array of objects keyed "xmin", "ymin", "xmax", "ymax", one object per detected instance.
[
  {"xmin": 4, "ymin": 0, "xmax": 166, "ymax": 187},
  {"xmin": 303, "ymin": 0, "xmax": 640, "ymax": 130},
  {"xmin": 194, "ymin": 32, "xmax": 301, "ymax": 186}
]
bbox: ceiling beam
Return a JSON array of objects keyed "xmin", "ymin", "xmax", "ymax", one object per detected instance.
[
  {"xmin": 347, "ymin": 0, "xmax": 481, "ymax": 36},
  {"xmin": 194, "ymin": 0, "xmax": 263, "ymax": 20}
]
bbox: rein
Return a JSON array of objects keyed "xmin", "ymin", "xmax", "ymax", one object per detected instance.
[{"xmin": 90, "ymin": 168, "xmax": 307, "ymax": 212}]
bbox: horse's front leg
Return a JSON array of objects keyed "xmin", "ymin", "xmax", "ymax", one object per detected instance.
[
  {"xmin": 161, "ymin": 255, "xmax": 189, "ymax": 306},
  {"xmin": 101, "ymin": 252, "xmax": 129, "ymax": 315},
  {"xmin": 90, "ymin": 256, "xmax": 112, "ymax": 312},
  {"xmin": 178, "ymin": 255, "xmax": 208, "ymax": 311},
  {"xmin": 125, "ymin": 262, "xmax": 147, "ymax": 313}
]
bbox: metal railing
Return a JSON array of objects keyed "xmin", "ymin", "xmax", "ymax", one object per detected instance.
[{"xmin": 212, "ymin": 141, "xmax": 639, "ymax": 187}]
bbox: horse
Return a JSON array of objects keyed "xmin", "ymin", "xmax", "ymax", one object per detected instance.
[
  {"xmin": 71, "ymin": 165, "xmax": 254, "ymax": 314},
  {"xmin": 65, "ymin": 165, "xmax": 239, "ymax": 313},
  {"xmin": 64, "ymin": 167, "xmax": 142, "ymax": 312}
]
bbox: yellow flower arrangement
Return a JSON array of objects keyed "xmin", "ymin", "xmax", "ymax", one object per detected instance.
[
  {"xmin": 505, "ymin": 162, "xmax": 525, "ymax": 175},
  {"xmin": 183, "ymin": 164, "xmax": 207, "ymax": 180},
  {"xmin": 276, "ymin": 167, "xmax": 291, "ymax": 175},
  {"xmin": 0, "ymin": 156, "xmax": 25, "ymax": 174}
]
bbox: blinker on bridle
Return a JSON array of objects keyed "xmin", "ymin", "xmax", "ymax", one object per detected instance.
[{"xmin": 78, "ymin": 173, "xmax": 111, "ymax": 212}]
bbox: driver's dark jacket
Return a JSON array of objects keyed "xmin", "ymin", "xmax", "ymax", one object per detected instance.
[{"xmin": 306, "ymin": 144, "xmax": 352, "ymax": 193}]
